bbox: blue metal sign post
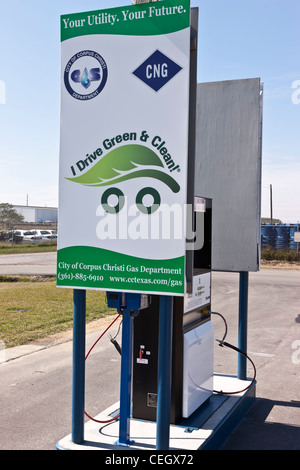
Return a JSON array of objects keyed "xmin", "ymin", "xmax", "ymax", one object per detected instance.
[
  {"xmin": 238, "ymin": 272, "xmax": 249, "ymax": 380},
  {"xmin": 117, "ymin": 308, "xmax": 134, "ymax": 446},
  {"xmin": 72, "ymin": 289, "xmax": 86, "ymax": 444},
  {"xmin": 156, "ymin": 295, "xmax": 173, "ymax": 450}
]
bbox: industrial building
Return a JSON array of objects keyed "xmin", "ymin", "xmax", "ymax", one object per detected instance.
[{"xmin": 13, "ymin": 205, "xmax": 58, "ymax": 224}]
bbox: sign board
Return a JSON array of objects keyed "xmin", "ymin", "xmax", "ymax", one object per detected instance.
[
  {"xmin": 195, "ymin": 79, "xmax": 263, "ymax": 272},
  {"xmin": 57, "ymin": 0, "xmax": 191, "ymax": 296},
  {"xmin": 184, "ymin": 272, "xmax": 210, "ymax": 313},
  {"xmin": 294, "ymin": 232, "xmax": 300, "ymax": 243}
]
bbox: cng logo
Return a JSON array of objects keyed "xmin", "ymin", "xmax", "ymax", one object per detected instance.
[{"xmin": 132, "ymin": 50, "xmax": 182, "ymax": 92}]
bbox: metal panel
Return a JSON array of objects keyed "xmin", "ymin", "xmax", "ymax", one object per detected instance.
[
  {"xmin": 14, "ymin": 206, "xmax": 36, "ymax": 223},
  {"xmin": 36, "ymin": 208, "xmax": 58, "ymax": 223},
  {"xmin": 195, "ymin": 78, "xmax": 263, "ymax": 272},
  {"xmin": 185, "ymin": 7, "xmax": 198, "ymax": 291},
  {"xmin": 182, "ymin": 321, "xmax": 214, "ymax": 418}
]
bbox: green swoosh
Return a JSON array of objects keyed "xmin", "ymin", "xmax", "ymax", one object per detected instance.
[
  {"xmin": 66, "ymin": 144, "xmax": 180, "ymax": 193},
  {"xmin": 79, "ymin": 169, "xmax": 180, "ymax": 193}
]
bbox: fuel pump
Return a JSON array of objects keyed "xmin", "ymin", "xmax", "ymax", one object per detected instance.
[{"xmin": 132, "ymin": 197, "xmax": 214, "ymax": 424}]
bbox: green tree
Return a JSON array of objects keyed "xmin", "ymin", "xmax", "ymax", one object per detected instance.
[{"xmin": 0, "ymin": 203, "xmax": 24, "ymax": 229}]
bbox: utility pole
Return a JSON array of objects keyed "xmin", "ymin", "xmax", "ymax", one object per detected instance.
[{"xmin": 270, "ymin": 184, "xmax": 273, "ymax": 224}]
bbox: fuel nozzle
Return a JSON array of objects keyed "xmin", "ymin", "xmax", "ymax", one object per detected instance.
[{"xmin": 109, "ymin": 335, "xmax": 121, "ymax": 355}]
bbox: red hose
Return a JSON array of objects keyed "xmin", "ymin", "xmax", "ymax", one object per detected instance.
[{"xmin": 85, "ymin": 313, "xmax": 121, "ymax": 423}]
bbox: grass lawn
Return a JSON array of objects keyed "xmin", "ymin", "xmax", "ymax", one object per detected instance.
[
  {"xmin": 0, "ymin": 276, "xmax": 114, "ymax": 348},
  {"xmin": 0, "ymin": 242, "xmax": 57, "ymax": 255}
]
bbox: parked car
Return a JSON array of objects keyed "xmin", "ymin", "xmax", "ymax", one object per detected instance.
[
  {"xmin": 23, "ymin": 230, "xmax": 43, "ymax": 241},
  {"xmin": 34, "ymin": 229, "xmax": 57, "ymax": 239},
  {"xmin": 0, "ymin": 231, "xmax": 9, "ymax": 241},
  {"xmin": 9, "ymin": 230, "xmax": 42, "ymax": 243}
]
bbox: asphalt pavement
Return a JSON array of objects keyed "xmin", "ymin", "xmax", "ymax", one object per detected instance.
[
  {"xmin": 0, "ymin": 252, "xmax": 57, "ymax": 276},
  {"xmin": 0, "ymin": 253, "xmax": 299, "ymax": 450},
  {"xmin": 213, "ymin": 269, "xmax": 300, "ymax": 450}
]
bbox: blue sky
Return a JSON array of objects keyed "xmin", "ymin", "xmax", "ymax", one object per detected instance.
[{"xmin": 0, "ymin": 0, "xmax": 299, "ymax": 222}]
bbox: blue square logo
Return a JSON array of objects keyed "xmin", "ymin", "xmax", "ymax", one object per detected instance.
[{"xmin": 132, "ymin": 50, "xmax": 182, "ymax": 92}]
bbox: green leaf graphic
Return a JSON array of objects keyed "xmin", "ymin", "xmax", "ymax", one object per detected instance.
[{"xmin": 66, "ymin": 144, "xmax": 180, "ymax": 193}]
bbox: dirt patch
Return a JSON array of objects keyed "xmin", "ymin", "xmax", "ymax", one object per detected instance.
[
  {"xmin": 31, "ymin": 314, "xmax": 121, "ymax": 348},
  {"xmin": 261, "ymin": 260, "xmax": 300, "ymax": 270}
]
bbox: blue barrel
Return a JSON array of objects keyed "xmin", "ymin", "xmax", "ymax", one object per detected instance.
[
  {"xmin": 261, "ymin": 225, "xmax": 268, "ymax": 248},
  {"xmin": 275, "ymin": 224, "xmax": 289, "ymax": 250},
  {"xmin": 261, "ymin": 224, "xmax": 275, "ymax": 248}
]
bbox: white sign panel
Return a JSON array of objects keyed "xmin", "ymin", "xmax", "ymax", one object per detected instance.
[
  {"xmin": 57, "ymin": 0, "xmax": 191, "ymax": 296},
  {"xmin": 184, "ymin": 272, "xmax": 211, "ymax": 313},
  {"xmin": 294, "ymin": 232, "xmax": 300, "ymax": 243}
]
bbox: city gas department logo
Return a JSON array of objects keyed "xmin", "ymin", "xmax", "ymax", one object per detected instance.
[{"xmin": 64, "ymin": 50, "xmax": 108, "ymax": 100}]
